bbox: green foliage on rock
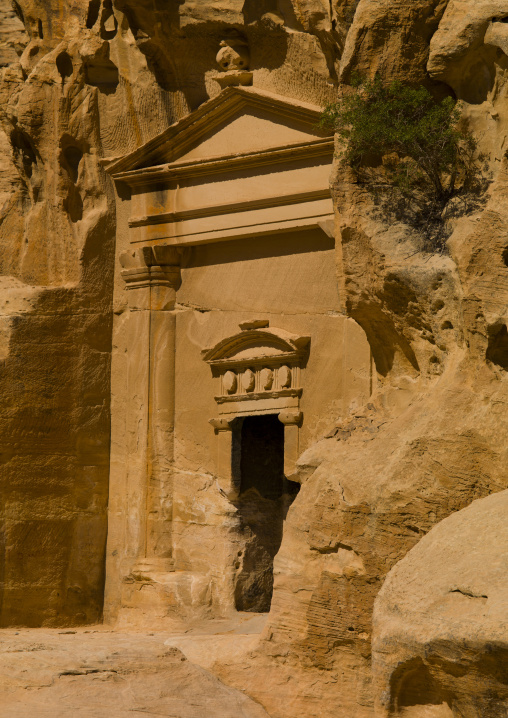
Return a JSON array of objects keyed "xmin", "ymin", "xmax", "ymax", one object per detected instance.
[{"xmin": 321, "ymin": 75, "xmax": 488, "ymax": 252}]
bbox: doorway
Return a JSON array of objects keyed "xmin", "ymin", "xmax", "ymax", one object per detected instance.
[{"xmin": 234, "ymin": 414, "xmax": 300, "ymax": 612}]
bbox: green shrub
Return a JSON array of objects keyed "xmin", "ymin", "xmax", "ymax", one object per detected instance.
[{"xmin": 321, "ymin": 75, "xmax": 488, "ymax": 252}]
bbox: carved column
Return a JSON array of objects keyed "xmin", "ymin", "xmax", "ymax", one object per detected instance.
[
  {"xmin": 120, "ymin": 245, "xmax": 181, "ymax": 573},
  {"xmin": 278, "ymin": 411, "xmax": 303, "ymax": 478}
]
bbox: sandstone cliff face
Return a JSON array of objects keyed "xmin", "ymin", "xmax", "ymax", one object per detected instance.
[
  {"xmin": 242, "ymin": 0, "xmax": 508, "ymax": 714},
  {"xmin": 240, "ymin": 2, "xmax": 508, "ymax": 715},
  {"xmin": 1, "ymin": 0, "xmax": 508, "ymax": 716},
  {"xmin": 0, "ymin": 0, "xmax": 114, "ymax": 626}
]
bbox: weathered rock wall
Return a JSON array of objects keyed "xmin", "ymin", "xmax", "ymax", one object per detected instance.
[
  {"xmin": 0, "ymin": 0, "xmax": 114, "ymax": 626},
  {"xmin": 235, "ymin": 1, "xmax": 508, "ymax": 715}
]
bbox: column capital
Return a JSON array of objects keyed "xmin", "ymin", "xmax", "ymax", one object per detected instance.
[
  {"xmin": 119, "ymin": 245, "xmax": 182, "ymax": 291},
  {"xmin": 278, "ymin": 410, "xmax": 303, "ymax": 426},
  {"xmin": 209, "ymin": 417, "xmax": 233, "ymax": 432}
]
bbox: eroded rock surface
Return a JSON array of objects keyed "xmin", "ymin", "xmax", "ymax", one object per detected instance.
[
  {"xmin": 239, "ymin": 0, "xmax": 508, "ymax": 713},
  {"xmin": 372, "ymin": 490, "xmax": 508, "ymax": 717},
  {"xmin": 0, "ymin": 625, "xmax": 270, "ymax": 717}
]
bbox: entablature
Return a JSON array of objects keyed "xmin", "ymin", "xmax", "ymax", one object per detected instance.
[{"xmin": 106, "ymin": 86, "xmax": 334, "ymax": 248}]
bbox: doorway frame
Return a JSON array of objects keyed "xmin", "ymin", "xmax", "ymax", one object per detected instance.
[{"xmin": 204, "ymin": 322, "xmax": 308, "ymax": 498}]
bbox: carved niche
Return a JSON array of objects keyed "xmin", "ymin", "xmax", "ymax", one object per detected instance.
[{"xmin": 202, "ymin": 320, "xmax": 310, "ymax": 417}]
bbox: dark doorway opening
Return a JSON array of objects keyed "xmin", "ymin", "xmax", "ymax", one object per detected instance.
[{"xmin": 234, "ymin": 414, "xmax": 300, "ymax": 612}]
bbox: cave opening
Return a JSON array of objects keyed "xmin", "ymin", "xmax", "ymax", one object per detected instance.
[{"xmin": 234, "ymin": 414, "xmax": 299, "ymax": 613}]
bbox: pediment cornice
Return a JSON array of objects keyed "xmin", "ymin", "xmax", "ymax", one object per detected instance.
[
  {"xmin": 112, "ymin": 137, "xmax": 334, "ymax": 188},
  {"xmin": 202, "ymin": 323, "xmax": 310, "ymax": 408},
  {"xmin": 103, "ymin": 86, "xmax": 331, "ymax": 177},
  {"xmin": 202, "ymin": 326, "xmax": 310, "ymax": 366}
]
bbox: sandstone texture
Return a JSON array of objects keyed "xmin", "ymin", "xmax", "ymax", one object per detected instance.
[
  {"xmin": 0, "ymin": 622, "xmax": 270, "ymax": 717},
  {"xmin": 373, "ymin": 489, "xmax": 508, "ymax": 717},
  {"xmin": 1, "ymin": 0, "xmax": 508, "ymax": 717}
]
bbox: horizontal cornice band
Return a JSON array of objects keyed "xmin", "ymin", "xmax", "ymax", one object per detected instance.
[
  {"xmin": 129, "ymin": 188, "xmax": 331, "ymax": 228},
  {"xmin": 114, "ymin": 138, "xmax": 334, "ymax": 187}
]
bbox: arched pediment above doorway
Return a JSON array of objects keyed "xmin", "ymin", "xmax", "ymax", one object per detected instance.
[
  {"xmin": 202, "ymin": 322, "xmax": 310, "ymax": 408},
  {"xmin": 202, "ymin": 323, "xmax": 310, "ymax": 366}
]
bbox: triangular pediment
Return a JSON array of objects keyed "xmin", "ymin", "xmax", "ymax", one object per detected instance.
[{"xmin": 105, "ymin": 87, "xmax": 331, "ymax": 176}]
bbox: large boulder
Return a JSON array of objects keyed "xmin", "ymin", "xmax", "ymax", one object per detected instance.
[{"xmin": 373, "ymin": 489, "xmax": 508, "ymax": 716}]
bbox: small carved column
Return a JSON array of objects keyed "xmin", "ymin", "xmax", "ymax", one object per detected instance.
[
  {"xmin": 120, "ymin": 245, "xmax": 182, "ymax": 573},
  {"xmin": 209, "ymin": 418, "xmax": 235, "ymax": 498},
  {"xmin": 278, "ymin": 411, "xmax": 303, "ymax": 478}
]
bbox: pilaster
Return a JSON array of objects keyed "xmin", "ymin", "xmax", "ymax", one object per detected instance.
[
  {"xmin": 278, "ymin": 410, "xmax": 303, "ymax": 478},
  {"xmin": 119, "ymin": 245, "xmax": 182, "ymax": 573},
  {"xmin": 209, "ymin": 418, "xmax": 235, "ymax": 498}
]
